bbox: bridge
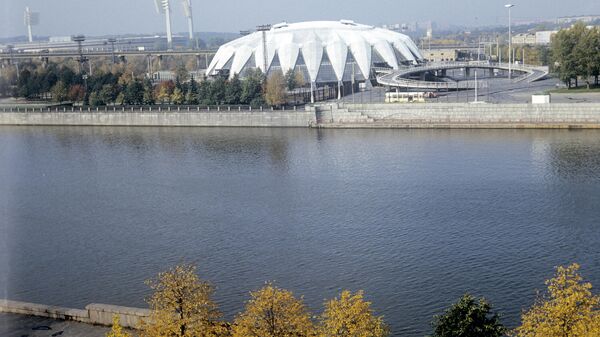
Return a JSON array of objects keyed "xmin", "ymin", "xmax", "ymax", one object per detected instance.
[
  {"xmin": 0, "ymin": 49, "xmax": 217, "ymax": 61},
  {"xmin": 377, "ymin": 61, "xmax": 549, "ymax": 90}
]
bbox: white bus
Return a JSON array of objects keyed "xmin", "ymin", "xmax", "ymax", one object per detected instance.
[{"xmin": 385, "ymin": 91, "xmax": 426, "ymax": 103}]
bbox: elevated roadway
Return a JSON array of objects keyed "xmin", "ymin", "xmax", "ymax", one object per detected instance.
[
  {"xmin": 377, "ymin": 61, "xmax": 549, "ymax": 90},
  {"xmin": 0, "ymin": 49, "xmax": 217, "ymax": 61}
]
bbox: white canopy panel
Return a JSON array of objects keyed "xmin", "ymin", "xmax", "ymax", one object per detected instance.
[{"xmin": 207, "ymin": 20, "xmax": 424, "ymax": 82}]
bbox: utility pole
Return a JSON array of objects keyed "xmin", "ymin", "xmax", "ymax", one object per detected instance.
[
  {"xmin": 108, "ymin": 38, "xmax": 117, "ymax": 64},
  {"xmin": 72, "ymin": 35, "xmax": 87, "ymax": 74},
  {"xmin": 505, "ymin": 4, "xmax": 515, "ymax": 80}
]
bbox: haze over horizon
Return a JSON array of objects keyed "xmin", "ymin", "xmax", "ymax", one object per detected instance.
[{"xmin": 2, "ymin": 0, "xmax": 600, "ymax": 39}]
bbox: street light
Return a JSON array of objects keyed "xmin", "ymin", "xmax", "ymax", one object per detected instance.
[{"xmin": 505, "ymin": 4, "xmax": 515, "ymax": 80}]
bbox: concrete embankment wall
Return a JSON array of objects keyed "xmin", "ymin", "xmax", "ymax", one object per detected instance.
[
  {"xmin": 0, "ymin": 299, "xmax": 150, "ymax": 328},
  {"xmin": 319, "ymin": 103, "xmax": 600, "ymax": 128},
  {"xmin": 0, "ymin": 107, "xmax": 315, "ymax": 127},
  {"xmin": 4, "ymin": 104, "xmax": 600, "ymax": 129}
]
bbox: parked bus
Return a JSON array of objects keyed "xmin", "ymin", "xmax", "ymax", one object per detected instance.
[{"xmin": 385, "ymin": 91, "xmax": 426, "ymax": 103}]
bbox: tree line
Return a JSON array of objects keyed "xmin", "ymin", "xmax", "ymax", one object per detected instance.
[
  {"xmin": 107, "ymin": 262, "xmax": 599, "ymax": 337},
  {"xmin": 6, "ymin": 61, "xmax": 308, "ymax": 107},
  {"xmin": 552, "ymin": 22, "xmax": 600, "ymax": 88}
]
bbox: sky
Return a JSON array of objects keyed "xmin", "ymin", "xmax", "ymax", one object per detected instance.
[{"xmin": 2, "ymin": 0, "xmax": 600, "ymax": 39}]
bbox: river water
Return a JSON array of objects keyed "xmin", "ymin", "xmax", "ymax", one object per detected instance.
[{"xmin": 1, "ymin": 126, "xmax": 599, "ymax": 336}]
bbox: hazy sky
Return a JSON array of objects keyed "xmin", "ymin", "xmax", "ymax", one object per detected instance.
[{"xmin": 2, "ymin": 0, "xmax": 600, "ymax": 38}]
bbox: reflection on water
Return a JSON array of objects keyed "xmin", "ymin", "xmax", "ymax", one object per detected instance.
[{"xmin": 1, "ymin": 127, "xmax": 599, "ymax": 337}]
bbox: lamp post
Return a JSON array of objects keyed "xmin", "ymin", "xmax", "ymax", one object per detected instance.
[{"xmin": 505, "ymin": 4, "xmax": 515, "ymax": 80}]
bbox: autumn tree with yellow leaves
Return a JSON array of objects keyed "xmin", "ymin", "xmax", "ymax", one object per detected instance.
[
  {"xmin": 139, "ymin": 263, "xmax": 224, "ymax": 337},
  {"xmin": 107, "ymin": 315, "xmax": 132, "ymax": 337},
  {"xmin": 513, "ymin": 263, "xmax": 600, "ymax": 337},
  {"xmin": 232, "ymin": 283, "xmax": 316, "ymax": 337},
  {"xmin": 319, "ymin": 290, "xmax": 389, "ymax": 337}
]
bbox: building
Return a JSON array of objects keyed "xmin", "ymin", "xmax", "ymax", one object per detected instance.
[
  {"xmin": 206, "ymin": 20, "xmax": 424, "ymax": 85},
  {"xmin": 535, "ymin": 31, "xmax": 558, "ymax": 45},
  {"xmin": 511, "ymin": 31, "xmax": 558, "ymax": 45},
  {"xmin": 423, "ymin": 49, "xmax": 459, "ymax": 62},
  {"xmin": 512, "ymin": 33, "xmax": 537, "ymax": 45},
  {"xmin": 557, "ymin": 15, "xmax": 600, "ymax": 25}
]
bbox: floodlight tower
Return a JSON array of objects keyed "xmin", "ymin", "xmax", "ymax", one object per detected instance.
[
  {"xmin": 154, "ymin": 0, "xmax": 173, "ymax": 50},
  {"xmin": 24, "ymin": 7, "xmax": 40, "ymax": 43},
  {"xmin": 181, "ymin": 0, "xmax": 195, "ymax": 44}
]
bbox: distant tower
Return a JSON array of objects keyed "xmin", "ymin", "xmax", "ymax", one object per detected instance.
[
  {"xmin": 24, "ymin": 7, "xmax": 40, "ymax": 43},
  {"xmin": 154, "ymin": 0, "xmax": 173, "ymax": 50},
  {"xmin": 181, "ymin": 0, "xmax": 195, "ymax": 43}
]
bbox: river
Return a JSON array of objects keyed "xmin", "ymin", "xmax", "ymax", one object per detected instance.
[{"xmin": 1, "ymin": 126, "xmax": 599, "ymax": 336}]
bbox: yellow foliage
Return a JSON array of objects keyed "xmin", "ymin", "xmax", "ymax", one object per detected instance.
[
  {"xmin": 264, "ymin": 72, "xmax": 286, "ymax": 107},
  {"xmin": 106, "ymin": 315, "xmax": 131, "ymax": 337},
  {"xmin": 232, "ymin": 283, "xmax": 315, "ymax": 337},
  {"xmin": 139, "ymin": 263, "xmax": 223, "ymax": 337},
  {"xmin": 513, "ymin": 263, "xmax": 600, "ymax": 337},
  {"xmin": 320, "ymin": 290, "xmax": 389, "ymax": 337}
]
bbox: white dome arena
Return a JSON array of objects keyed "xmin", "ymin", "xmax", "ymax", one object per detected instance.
[{"xmin": 206, "ymin": 20, "xmax": 424, "ymax": 83}]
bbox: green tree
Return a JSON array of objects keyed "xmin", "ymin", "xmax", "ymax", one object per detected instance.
[
  {"xmin": 285, "ymin": 69, "xmax": 298, "ymax": 91},
  {"xmin": 209, "ymin": 77, "xmax": 227, "ymax": 105},
  {"xmin": 240, "ymin": 68, "xmax": 265, "ymax": 105},
  {"xmin": 88, "ymin": 91, "xmax": 102, "ymax": 106},
  {"xmin": 232, "ymin": 283, "xmax": 315, "ymax": 337},
  {"xmin": 320, "ymin": 290, "xmax": 389, "ymax": 337},
  {"xmin": 142, "ymin": 79, "xmax": 155, "ymax": 105},
  {"xmin": 185, "ymin": 76, "xmax": 199, "ymax": 105},
  {"xmin": 139, "ymin": 263, "xmax": 223, "ymax": 337},
  {"xmin": 123, "ymin": 80, "xmax": 144, "ymax": 105},
  {"xmin": 99, "ymin": 84, "xmax": 116, "ymax": 105},
  {"xmin": 224, "ymin": 74, "xmax": 242, "ymax": 105},
  {"xmin": 50, "ymin": 80, "xmax": 68, "ymax": 103},
  {"xmin": 513, "ymin": 263, "xmax": 600, "ymax": 337},
  {"xmin": 431, "ymin": 293, "xmax": 505, "ymax": 337}
]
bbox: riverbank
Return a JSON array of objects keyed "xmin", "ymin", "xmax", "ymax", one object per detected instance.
[
  {"xmin": 2, "ymin": 103, "xmax": 600, "ymax": 128},
  {"xmin": 0, "ymin": 299, "xmax": 149, "ymax": 329}
]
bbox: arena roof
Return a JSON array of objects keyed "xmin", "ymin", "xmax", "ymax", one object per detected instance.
[{"xmin": 206, "ymin": 20, "xmax": 424, "ymax": 83}]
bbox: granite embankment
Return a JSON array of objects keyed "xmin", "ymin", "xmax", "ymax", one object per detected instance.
[
  {"xmin": 0, "ymin": 299, "xmax": 149, "ymax": 328},
  {"xmin": 3, "ymin": 103, "xmax": 600, "ymax": 128}
]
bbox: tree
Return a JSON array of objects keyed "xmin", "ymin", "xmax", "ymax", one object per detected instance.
[
  {"xmin": 142, "ymin": 79, "xmax": 156, "ymax": 105},
  {"xmin": 513, "ymin": 263, "xmax": 600, "ymax": 337},
  {"xmin": 171, "ymin": 87, "xmax": 184, "ymax": 105},
  {"xmin": 209, "ymin": 77, "xmax": 227, "ymax": 105},
  {"xmin": 320, "ymin": 290, "xmax": 389, "ymax": 337},
  {"xmin": 88, "ymin": 91, "xmax": 102, "ymax": 106},
  {"xmin": 50, "ymin": 80, "xmax": 68, "ymax": 103},
  {"xmin": 265, "ymin": 71, "xmax": 286, "ymax": 107},
  {"xmin": 139, "ymin": 263, "xmax": 223, "ymax": 337},
  {"xmin": 185, "ymin": 76, "xmax": 199, "ymax": 105},
  {"xmin": 123, "ymin": 80, "xmax": 144, "ymax": 105},
  {"xmin": 232, "ymin": 283, "xmax": 315, "ymax": 337},
  {"xmin": 224, "ymin": 75, "xmax": 242, "ymax": 105},
  {"xmin": 99, "ymin": 84, "xmax": 117, "ymax": 105},
  {"xmin": 285, "ymin": 69, "xmax": 298, "ymax": 91},
  {"xmin": 106, "ymin": 315, "xmax": 131, "ymax": 337},
  {"xmin": 431, "ymin": 293, "xmax": 505, "ymax": 337},
  {"xmin": 240, "ymin": 68, "xmax": 265, "ymax": 105},
  {"xmin": 68, "ymin": 84, "xmax": 86, "ymax": 102}
]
